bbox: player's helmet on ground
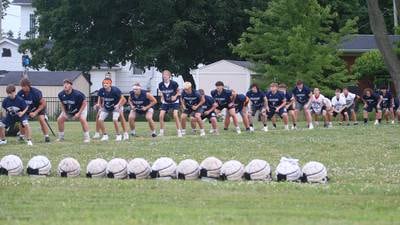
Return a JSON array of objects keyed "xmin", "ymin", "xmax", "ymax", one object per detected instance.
[
  {"xmin": 0, "ymin": 155, "xmax": 23, "ymax": 176},
  {"xmin": 176, "ymin": 159, "xmax": 200, "ymax": 180},
  {"xmin": 244, "ymin": 159, "xmax": 272, "ymax": 181},
  {"xmin": 57, "ymin": 157, "xmax": 80, "ymax": 177},
  {"xmin": 106, "ymin": 158, "xmax": 128, "ymax": 179},
  {"xmin": 27, "ymin": 155, "xmax": 51, "ymax": 176},
  {"xmin": 220, "ymin": 160, "xmax": 244, "ymax": 181},
  {"xmin": 275, "ymin": 157, "xmax": 302, "ymax": 182},
  {"xmin": 86, "ymin": 158, "xmax": 108, "ymax": 178},
  {"xmin": 199, "ymin": 157, "xmax": 223, "ymax": 179},
  {"xmin": 127, "ymin": 158, "xmax": 151, "ymax": 179},
  {"xmin": 301, "ymin": 161, "xmax": 328, "ymax": 184},
  {"xmin": 150, "ymin": 157, "xmax": 177, "ymax": 179}
]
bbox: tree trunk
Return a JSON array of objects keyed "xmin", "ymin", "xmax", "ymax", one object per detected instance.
[{"xmin": 367, "ymin": 0, "xmax": 400, "ymax": 97}]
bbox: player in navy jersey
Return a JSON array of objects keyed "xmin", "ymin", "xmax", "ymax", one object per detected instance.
[
  {"xmin": 362, "ymin": 88, "xmax": 383, "ymax": 125},
  {"xmin": 0, "ymin": 84, "xmax": 33, "ymax": 146},
  {"xmin": 211, "ymin": 81, "xmax": 241, "ymax": 134},
  {"xmin": 292, "ymin": 80, "xmax": 313, "ymax": 129},
  {"xmin": 279, "ymin": 83, "xmax": 296, "ymax": 129},
  {"xmin": 265, "ymin": 83, "xmax": 289, "ymax": 130},
  {"xmin": 198, "ymin": 89, "xmax": 219, "ymax": 134},
  {"xmin": 97, "ymin": 78, "xmax": 127, "ymax": 141},
  {"xmin": 17, "ymin": 78, "xmax": 50, "ymax": 142},
  {"xmin": 394, "ymin": 96, "xmax": 400, "ymax": 123},
  {"xmin": 158, "ymin": 70, "xmax": 182, "ymax": 137},
  {"xmin": 246, "ymin": 84, "xmax": 267, "ymax": 132},
  {"xmin": 379, "ymin": 86, "xmax": 395, "ymax": 124},
  {"xmin": 128, "ymin": 83, "xmax": 157, "ymax": 137},
  {"xmin": 180, "ymin": 82, "xmax": 206, "ymax": 136},
  {"xmin": 57, "ymin": 79, "xmax": 90, "ymax": 143},
  {"xmin": 230, "ymin": 92, "xmax": 251, "ymax": 131}
]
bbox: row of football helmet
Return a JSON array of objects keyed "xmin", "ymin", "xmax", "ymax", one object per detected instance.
[{"xmin": 0, "ymin": 155, "xmax": 328, "ymax": 183}]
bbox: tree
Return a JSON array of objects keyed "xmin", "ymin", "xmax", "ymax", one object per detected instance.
[
  {"xmin": 20, "ymin": 0, "xmax": 268, "ymax": 82},
  {"xmin": 367, "ymin": 0, "xmax": 400, "ymax": 97},
  {"xmin": 353, "ymin": 50, "xmax": 388, "ymax": 80},
  {"xmin": 232, "ymin": 0, "xmax": 357, "ymax": 96},
  {"xmin": 1, "ymin": 0, "xmax": 10, "ymax": 35}
]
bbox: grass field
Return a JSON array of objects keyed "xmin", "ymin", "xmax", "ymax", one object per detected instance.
[{"xmin": 0, "ymin": 121, "xmax": 400, "ymax": 225}]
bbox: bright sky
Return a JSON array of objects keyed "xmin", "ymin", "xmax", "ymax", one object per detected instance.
[{"xmin": 2, "ymin": 4, "xmax": 21, "ymax": 37}]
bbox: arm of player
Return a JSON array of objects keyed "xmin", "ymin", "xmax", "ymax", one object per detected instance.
[
  {"xmin": 205, "ymin": 103, "xmax": 218, "ymax": 115},
  {"xmin": 31, "ymin": 98, "xmax": 47, "ymax": 117},
  {"xmin": 142, "ymin": 93, "xmax": 157, "ymax": 111},
  {"xmin": 128, "ymin": 96, "xmax": 135, "ymax": 110},
  {"xmin": 193, "ymin": 95, "xmax": 205, "ymax": 110},
  {"xmin": 18, "ymin": 105, "xmax": 29, "ymax": 118},
  {"xmin": 377, "ymin": 95, "xmax": 383, "ymax": 109},
  {"xmin": 287, "ymin": 97, "xmax": 295, "ymax": 109},
  {"xmin": 74, "ymin": 99, "xmax": 87, "ymax": 119},
  {"xmin": 276, "ymin": 99, "xmax": 287, "ymax": 111},
  {"xmin": 115, "ymin": 96, "xmax": 126, "ymax": 110}
]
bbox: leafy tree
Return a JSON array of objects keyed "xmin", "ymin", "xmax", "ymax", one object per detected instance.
[
  {"xmin": 353, "ymin": 50, "xmax": 387, "ymax": 79},
  {"xmin": 20, "ymin": 0, "xmax": 268, "ymax": 83},
  {"xmin": 1, "ymin": 0, "xmax": 10, "ymax": 35},
  {"xmin": 232, "ymin": 0, "xmax": 357, "ymax": 96}
]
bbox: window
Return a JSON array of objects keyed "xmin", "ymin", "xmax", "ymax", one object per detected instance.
[
  {"xmin": 29, "ymin": 14, "xmax": 36, "ymax": 38},
  {"xmin": 1, "ymin": 48, "xmax": 11, "ymax": 57}
]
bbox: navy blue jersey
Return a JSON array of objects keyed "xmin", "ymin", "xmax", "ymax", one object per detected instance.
[
  {"xmin": 363, "ymin": 93, "xmax": 380, "ymax": 106},
  {"xmin": 2, "ymin": 96, "xmax": 27, "ymax": 117},
  {"xmin": 235, "ymin": 94, "xmax": 247, "ymax": 104},
  {"xmin": 17, "ymin": 87, "xmax": 43, "ymax": 113},
  {"xmin": 380, "ymin": 92, "xmax": 393, "ymax": 108},
  {"xmin": 266, "ymin": 91, "xmax": 285, "ymax": 108},
  {"xmin": 159, "ymin": 81, "xmax": 179, "ymax": 103},
  {"xmin": 129, "ymin": 90, "xmax": 150, "ymax": 109},
  {"xmin": 98, "ymin": 86, "xmax": 122, "ymax": 111},
  {"xmin": 58, "ymin": 89, "xmax": 86, "ymax": 115},
  {"xmin": 181, "ymin": 90, "xmax": 201, "ymax": 108},
  {"xmin": 394, "ymin": 96, "xmax": 399, "ymax": 109},
  {"xmin": 284, "ymin": 92, "xmax": 293, "ymax": 103},
  {"xmin": 211, "ymin": 89, "xmax": 232, "ymax": 107},
  {"xmin": 292, "ymin": 86, "xmax": 311, "ymax": 104},
  {"xmin": 201, "ymin": 95, "xmax": 215, "ymax": 111},
  {"xmin": 246, "ymin": 90, "xmax": 265, "ymax": 107}
]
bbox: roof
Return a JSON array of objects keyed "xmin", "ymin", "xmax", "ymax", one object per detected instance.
[
  {"xmin": 0, "ymin": 38, "xmax": 23, "ymax": 47},
  {"xmin": 11, "ymin": 0, "xmax": 32, "ymax": 5},
  {"xmin": 224, "ymin": 60, "xmax": 255, "ymax": 70},
  {"xmin": 0, "ymin": 71, "xmax": 84, "ymax": 86},
  {"xmin": 339, "ymin": 34, "xmax": 400, "ymax": 54}
]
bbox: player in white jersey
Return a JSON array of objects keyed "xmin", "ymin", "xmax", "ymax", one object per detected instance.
[
  {"xmin": 331, "ymin": 89, "xmax": 349, "ymax": 125},
  {"xmin": 340, "ymin": 88, "xmax": 359, "ymax": 125},
  {"xmin": 309, "ymin": 88, "xmax": 331, "ymax": 127}
]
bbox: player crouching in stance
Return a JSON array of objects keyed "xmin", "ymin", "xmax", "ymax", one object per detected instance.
[
  {"xmin": 158, "ymin": 70, "xmax": 182, "ymax": 137},
  {"xmin": 265, "ymin": 83, "xmax": 289, "ymax": 130},
  {"xmin": 180, "ymin": 82, "xmax": 206, "ymax": 136},
  {"xmin": 331, "ymin": 89, "xmax": 349, "ymax": 125},
  {"xmin": 0, "ymin": 84, "xmax": 33, "ymax": 146},
  {"xmin": 230, "ymin": 92, "xmax": 251, "ymax": 132},
  {"xmin": 18, "ymin": 78, "xmax": 50, "ymax": 142},
  {"xmin": 128, "ymin": 83, "xmax": 157, "ymax": 137},
  {"xmin": 211, "ymin": 81, "xmax": 241, "ymax": 134},
  {"xmin": 97, "ymin": 78, "xmax": 127, "ymax": 141},
  {"xmin": 278, "ymin": 84, "xmax": 296, "ymax": 130},
  {"xmin": 198, "ymin": 89, "xmax": 219, "ymax": 134},
  {"xmin": 57, "ymin": 79, "xmax": 90, "ymax": 143},
  {"xmin": 341, "ymin": 87, "xmax": 359, "ymax": 125},
  {"xmin": 246, "ymin": 84, "xmax": 268, "ymax": 132},
  {"xmin": 379, "ymin": 86, "xmax": 395, "ymax": 124},
  {"xmin": 362, "ymin": 88, "xmax": 383, "ymax": 125},
  {"xmin": 309, "ymin": 88, "xmax": 332, "ymax": 128}
]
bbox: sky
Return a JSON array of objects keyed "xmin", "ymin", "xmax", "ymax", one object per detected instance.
[{"xmin": 2, "ymin": 4, "xmax": 21, "ymax": 37}]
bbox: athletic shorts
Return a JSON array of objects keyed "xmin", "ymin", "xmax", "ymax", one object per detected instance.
[
  {"xmin": 311, "ymin": 106, "xmax": 326, "ymax": 115},
  {"xmin": 28, "ymin": 107, "xmax": 47, "ymax": 117},
  {"xmin": 216, "ymin": 104, "xmax": 235, "ymax": 111},
  {"xmin": 332, "ymin": 109, "xmax": 346, "ymax": 117},
  {"xmin": 295, "ymin": 102, "xmax": 308, "ymax": 111},
  {"xmin": 0, "ymin": 115, "xmax": 29, "ymax": 129},
  {"xmin": 250, "ymin": 105, "xmax": 264, "ymax": 116},
  {"xmin": 235, "ymin": 98, "xmax": 250, "ymax": 113},
  {"xmin": 364, "ymin": 104, "xmax": 380, "ymax": 113},
  {"xmin": 345, "ymin": 104, "xmax": 355, "ymax": 115},
  {"xmin": 99, "ymin": 107, "xmax": 122, "ymax": 121},
  {"xmin": 183, "ymin": 107, "xmax": 204, "ymax": 116},
  {"xmin": 130, "ymin": 108, "xmax": 154, "ymax": 116},
  {"xmin": 60, "ymin": 106, "xmax": 88, "ymax": 120},
  {"xmin": 267, "ymin": 107, "xmax": 287, "ymax": 119},
  {"xmin": 201, "ymin": 111, "xmax": 217, "ymax": 123},
  {"xmin": 286, "ymin": 105, "xmax": 295, "ymax": 111},
  {"xmin": 160, "ymin": 103, "xmax": 180, "ymax": 112}
]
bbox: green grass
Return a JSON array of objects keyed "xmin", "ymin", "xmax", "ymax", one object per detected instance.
[{"xmin": 1, "ymin": 121, "xmax": 400, "ymax": 225}]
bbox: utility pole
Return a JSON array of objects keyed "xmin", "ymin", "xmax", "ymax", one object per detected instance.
[{"xmin": 0, "ymin": 0, "xmax": 3, "ymax": 36}]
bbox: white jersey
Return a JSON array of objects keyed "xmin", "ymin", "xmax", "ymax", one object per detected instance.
[
  {"xmin": 310, "ymin": 94, "xmax": 326, "ymax": 114},
  {"xmin": 331, "ymin": 96, "xmax": 346, "ymax": 111},
  {"xmin": 340, "ymin": 92, "xmax": 356, "ymax": 108}
]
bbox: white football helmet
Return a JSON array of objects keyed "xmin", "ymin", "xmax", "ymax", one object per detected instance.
[
  {"xmin": 0, "ymin": 155, "xmax": 23, "ymax": 176},
  {"xmin": 57, "ymin": 157, "xmax": 81, "ymax": 177},
  {"xmin": 176, "ymin": 159, "xmax": 200, "ymax": 180},
  {"xmin": 27, "ymin": 155, "xmax": 51, "ymax": 176},
  {"xmin": 275, "ymin": 157, "xmax": 302, "ymax": 182},
  {"xmin": 150, "ymin": 157, "xmax": 177, "ymax": 179},
  {"xmin": 106, "ymin": 158, "xmax": 128, "ymax": 179},
  {"xmin": 199, "ymin": 156, "xmax": 223, "ymax": 179},
  {"xmin": 244, "ymin": 159, "xmax": 271, "ymax": 181},
  {"xmin": 86, "ymin": 158, "xmax": 108, "ymax": 178},
  {"xmin": 127, "ymin": 158, "xmax": 151, "ymax": 179},
  {"xmin": 220, "ymin": 160, "xmax": 244, "ymax": 181},
  {"xmin": 301, "ymin": 161, "xmax": 328, "ymax": 184}
]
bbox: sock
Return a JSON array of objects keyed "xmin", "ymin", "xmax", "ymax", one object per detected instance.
[
  {"xmin": 246, "ymin": 127, "xmax": 250, "ymax": 131},
  {"xmin": 293, "ymin": 123, "xmax": 296, "ymax": 127},
  {"xmin": 159, "ymin": 129, "xmax": 164, "ymax": 134},
  {"xmin": 273, "ymin": 124, "xmax": 277, "ymax": 128},
  {"xmin": 44, "ymin": 134, "xmax": 49, "ymax": 137},
  {"xmin": 224, "ymin": 128, "xmax": 228, "ymax": 130},
  {"xmin": 364, "ymin": 118, "xmax": 368, "ymax": 123},
  {"xmin": 200, "ymin": 129, "xmax": 205, "ymax": 133},
  {"xmin": 130, "ymin": 129, "xmax": 136, "ymax": 135},
  {"xmin": 263, "ymin": 124, "xmax": 267, "ymax": 127},
  {"xmin": 250, "ymin": 124, "xmax": 253, "ymax": 127},
  {"xmin": 83, "ymin": 132, "xmax": 90, "ymax": 138},
  {"xmin": 378, "ymin": 119, "xmax": 382, "ymax": 123},
  {"xmin": 58, "ymin": 132, "xmax": 64, "ymax": 138}
]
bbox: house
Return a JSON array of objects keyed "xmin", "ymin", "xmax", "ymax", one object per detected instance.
[
  {"xmin": 9, "ymin": 0, "xmax": 36, "ymax": 39},
  {"xmin": 0, "ymin": 38, "xmax": 26, "ymax": 71},
  {"xmin": 0, "ymin": 70, "xmax": 90, "ymax": 97},
  {"xmin": 191, "ymin": 60, "xmax": 255, "ymax": 95}
]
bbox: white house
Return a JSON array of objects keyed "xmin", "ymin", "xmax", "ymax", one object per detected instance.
[
  {"xmin": 191, "ymin": 60, "xmax": 256, "ymax": 95},
  {"xmin": 0, "ymin": 38, "xmax": 24, "ymax": 71}
]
